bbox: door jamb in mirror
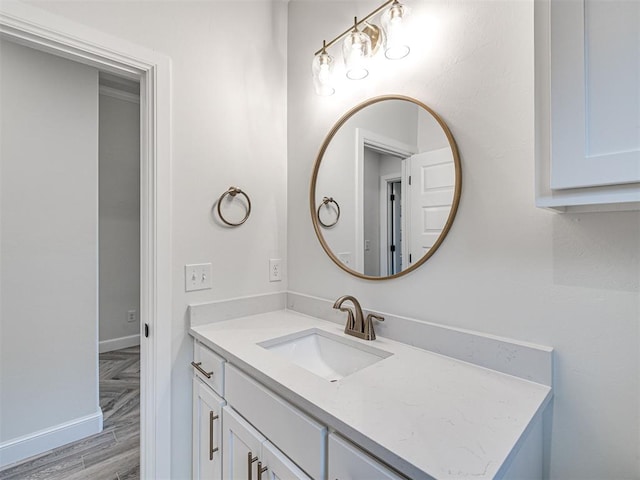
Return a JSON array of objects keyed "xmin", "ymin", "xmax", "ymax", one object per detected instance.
[{"xmin": 356, "ymin": 128, "xmax": 416, "ymax": 273}]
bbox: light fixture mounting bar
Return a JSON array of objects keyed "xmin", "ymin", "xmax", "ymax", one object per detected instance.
[{"xmin": 313, "ymin": 0, "xmax": 396, "ymax": 56}]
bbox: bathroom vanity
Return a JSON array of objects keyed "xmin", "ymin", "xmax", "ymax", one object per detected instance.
[{"xmin": 189, "ymin": 307, "xmax": 552, "ymax": 480}]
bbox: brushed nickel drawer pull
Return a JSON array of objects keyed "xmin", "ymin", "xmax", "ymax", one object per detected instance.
[
  {"xmin": 209, "ymin": 412, "xmax": 219, "ymax": 460},
  {"xmin": 258, "ymin": 461, "xmax": 268, "ymax": 480},
  {"xmin": 247, "ymin": 452, "xmax": 258, "ymax": 480},
  {"xmin": 191, "ymin": 361, "xmax": 213, "ymax": 379}
]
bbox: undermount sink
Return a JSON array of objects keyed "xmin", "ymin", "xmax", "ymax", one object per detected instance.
[{"xmin": 258, "ymin": 328, "xmax": 392, "ymax": 382}]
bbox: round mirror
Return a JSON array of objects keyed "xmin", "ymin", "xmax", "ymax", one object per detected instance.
[{"xmin": 310, "ymin": 95, "xmax": 461, "ymax": 280}]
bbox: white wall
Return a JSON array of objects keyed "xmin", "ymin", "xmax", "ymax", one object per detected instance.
[
  {"xmin": 0, "ymin": 40, "xmax": 99, "ymax": 442},
  {"xmin": 288, "ymin": 1, "xmax": 639, "ymax": 479},
  {"xmin": 24, "ymin": 1, "xmax": 289, "ymax": 477},
  {"xmin": 98, "ymin": 91, "xmax": 140, "ymax": 347}
]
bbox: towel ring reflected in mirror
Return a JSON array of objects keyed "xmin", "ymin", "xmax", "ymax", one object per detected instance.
[
  {"xmin": 317, "ymin": 196, "xmax": 341, "ymax": 228},
  {"xmin": 217, "ymin": 186, "xmax": 251, "ymax": 227},
  {"xmin": 310, "ymin": 95, "xmax": 462, "ymax": 280}
]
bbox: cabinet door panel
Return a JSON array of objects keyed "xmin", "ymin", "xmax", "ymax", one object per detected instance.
[
  {"xmin": 550, "ymin": 0, "xmax": 640, "ymax": 189},
  {"xmin": 328, "ymin": 433, "xmax": 405, "ymax": 480},
  {"xmin": 222, "ymin": 406, "xmax": 266, "ymax": 480},
  {"xmin": 193, "ymin": 378, "xmax": 225, "ymax": 480},
  {"xmin": 261, "ymin": 441, "xmax": 311, "ymax": 480}
]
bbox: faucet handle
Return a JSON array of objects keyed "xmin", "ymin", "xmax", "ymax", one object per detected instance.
[
  {"xmin": 337, "ymin": 306, "xmax": 355, "ymax": 330},
  {"xmin": 364, "ymin": 313, "xmax": 384, "ymax": 340}
]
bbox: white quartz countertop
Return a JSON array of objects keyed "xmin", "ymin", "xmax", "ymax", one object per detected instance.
[{"xmin": 189, "ymin": 310, "xmax": 552, "ymax": 480}]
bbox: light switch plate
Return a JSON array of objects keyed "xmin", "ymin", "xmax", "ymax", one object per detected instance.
[{"xmin": 185, "ymin": 263, "xmax": 212, "ymax": 292}]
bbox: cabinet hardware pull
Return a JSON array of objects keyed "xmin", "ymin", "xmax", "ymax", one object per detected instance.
[
  {"xmin": 247, "ymin": 452, "xmax": 258, "ymax": 480},
  {"xmin": 191, "ymin": 361, "xmax": 213, "ymax": 378},
  {"xmin": 209, "ymin": 412, "xmax": 219, "ymax": 460},
  {"xmin": 258, "ymin": 461, "xmax": 268, "ymax": 480}
]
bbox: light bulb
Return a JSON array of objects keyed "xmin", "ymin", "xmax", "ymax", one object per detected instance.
[
  {"xmin": 312, "ymin": 46, "xmax": 335, "ymax": 96},
  {"xmin": 343, "ymin": 18, "xmax": 372, "ymax": 80},
  {"xmin": 318, "ymin": 63, "xmax": 331, "ymax": 84}
]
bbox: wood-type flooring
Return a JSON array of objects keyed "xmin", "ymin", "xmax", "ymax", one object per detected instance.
[{"xmin": 0, "ymin": 346, "xmax": 140, "ymax": 480}]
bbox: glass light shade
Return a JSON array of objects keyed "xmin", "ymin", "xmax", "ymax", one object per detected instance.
[
  {"xmin": 312, "ymin": 50, "xmax": 335, "ymax": 96},
  {"xmin": 382, "ymin": 1, "xmax": 410, "ymax": 60},
  {"xmin": 342, "ymin": 28, "xmax": 372, "ymax": 80}
]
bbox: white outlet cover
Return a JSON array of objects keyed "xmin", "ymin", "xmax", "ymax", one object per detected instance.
[
  {"xmin": 337, "ymin": 252, "xmax": 352, "ymax": 266},
  {"xmin": 269, "ymin": 258, "xmax": 282, "ymax": 282}
]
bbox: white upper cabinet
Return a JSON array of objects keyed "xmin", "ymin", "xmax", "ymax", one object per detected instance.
[{"xmin": 535, "ymin": 0, "xmax": 640, "ymax": 211}]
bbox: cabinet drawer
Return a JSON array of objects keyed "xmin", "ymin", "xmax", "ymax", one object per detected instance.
[
  {"xmin": 328, "ymin": 433, "xmax": 406, "ymax": 480},
  {"xmin": 192, "ymin": 340, "xmax": 225, "ymax": 395},
  {"xmin": 225, "ymin": 364, "xmax": 326, "ymax": 480}
]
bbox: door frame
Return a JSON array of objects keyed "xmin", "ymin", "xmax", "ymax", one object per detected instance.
[
  {"xmin": 355, "ymin": 128, "xmax": 416, "ymax": 273},
  {"xmin": 378, "ymin": 174, "xmax": 402, "ymax": 277},
  {"xmin": 0, "ymin": 3, "xmax": 172, "ymax": 478}
]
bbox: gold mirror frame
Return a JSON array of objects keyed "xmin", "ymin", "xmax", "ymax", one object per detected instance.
[{"xmin": 309, "ymin": 95, "xmax": 462, "ymax": 280}]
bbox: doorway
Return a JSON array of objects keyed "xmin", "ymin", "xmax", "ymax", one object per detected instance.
[
  {"xmin": 361, "ymin": 142, "xmax": 409, "ymax": 277},
  {"xmin": 0, "ymin": 39, "xmax": 141, "ymax": 479},
  {"xmin": 0, "ymin": 3, "xmax": 171, "ymax": 477},
  {"xmin": 383, "ymin": 178, "xmax": 403, "ymax": 276}
]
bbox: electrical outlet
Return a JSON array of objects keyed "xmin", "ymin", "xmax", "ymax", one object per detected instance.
[
  {"xmin": 185, "ymin": 263, "xmax": 213, "ymax": 292},
  {"xmin": 269, "ymin": 258, "xmax": 282, "ymax": 282},
  {"xmin": 338, "ymin": 252, "xmax": 352, "ymax": 266},
  {"xmin": 127, "ymin": 310, "xmax": 137, "ymax": 323}
]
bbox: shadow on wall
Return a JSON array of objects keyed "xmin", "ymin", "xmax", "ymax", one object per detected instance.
[{"xmin": 552, "ymin": 211, "xmax": 640, "ymax": 292}]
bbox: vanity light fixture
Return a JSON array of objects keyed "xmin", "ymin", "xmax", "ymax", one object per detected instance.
[{"xmin": 311, "ymin": 0, "xmax": 411, "ymax": 95}]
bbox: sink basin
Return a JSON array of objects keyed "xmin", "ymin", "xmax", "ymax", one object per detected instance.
[{"xmin": 258, "ymin": 328, "xmax": 392, "ymax": 382}]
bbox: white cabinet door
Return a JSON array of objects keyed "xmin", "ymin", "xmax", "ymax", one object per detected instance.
[
  {"xmin": 328, "ymin": 433, "xmax": 405, "ymax": 480},
  {"xmin": 549, "ymin": 0, "xmax": 639, "ymax": 189},
  {"xmin": 222, "ymin": 406, "xmax": 311, "ymax": 480},
  {"xmin": 535, "ymin": 0, "xmax": 640, "ymax": 211},
  {"xmin": 260, "ymin": 441, "xmax": 311, "ymax": 480},
  {"xmin": 222, "ymin": 406, "xmax": 266, "ymax": 480},
  {"xmin": 193, "ymin": 378, "xmax": 225, "ymax": 480}
]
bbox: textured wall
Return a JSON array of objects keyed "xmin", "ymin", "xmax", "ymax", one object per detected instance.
[{"xmin": 287, "ymin": 1, "xmax": 640, "ymax": 478}]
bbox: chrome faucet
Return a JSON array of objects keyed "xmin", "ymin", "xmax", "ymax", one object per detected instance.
[{"xmin": 333, "ymin": 295, "xmax": 384, "ymax": 341}]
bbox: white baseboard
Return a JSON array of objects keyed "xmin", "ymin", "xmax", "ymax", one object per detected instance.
[
  {"xmin": 0, "ymin": 410, "xmax": 103, "ymax": 469},
  {"xmin": 99, "ymin": 334, "xmax": 140, "ymax": 353}
]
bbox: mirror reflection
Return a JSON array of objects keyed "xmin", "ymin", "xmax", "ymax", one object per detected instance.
[{"xmin": 311, "ymin": 96, "xmax": 461, "ymax": 279}]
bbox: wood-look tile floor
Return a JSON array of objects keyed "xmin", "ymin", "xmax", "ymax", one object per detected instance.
[{"xmin": 0, "ymin": 346, "xmax": 140, "ymax": 480}]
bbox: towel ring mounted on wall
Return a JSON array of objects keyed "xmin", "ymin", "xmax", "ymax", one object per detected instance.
[
  {"xmin": 217, "ymin": 186, "xmax": 252, "ymax": 226},
  {"xmin": 317, "ymin": 196, "xmax": 340, "ymax": 228}
]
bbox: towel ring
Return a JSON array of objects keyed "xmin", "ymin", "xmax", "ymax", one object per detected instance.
[
  {"xmin": 317, "ymin": 196, "xmax": 340, "ymax": 228},
  {"xmin": 217, "ymin": 187, "xmax": 251, "ymax": 226}
]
